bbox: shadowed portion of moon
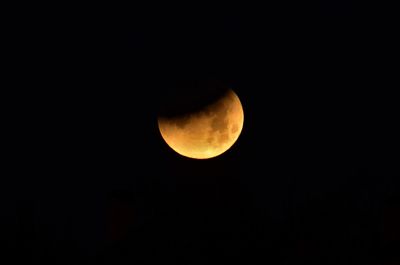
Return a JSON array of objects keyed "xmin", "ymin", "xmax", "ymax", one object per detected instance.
[
  {"xmin": 157, "ymin": 80, "xmax": 231, "ymax": 119},
  {"xmin": 158, "ymin": 83, "xmax": 244, "ymax": 159}
]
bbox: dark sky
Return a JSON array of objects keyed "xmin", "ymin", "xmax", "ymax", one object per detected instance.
[{"xmin": 4, "ymin": 2, "xmax": 400, "ymax": 265}]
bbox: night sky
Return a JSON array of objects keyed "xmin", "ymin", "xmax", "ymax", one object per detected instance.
[{"xmin": 4, "ymin": 1, "xmax": 400, "ymax": 264}]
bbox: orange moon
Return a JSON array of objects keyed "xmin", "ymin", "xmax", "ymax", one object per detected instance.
[{"xmin": 158, "ymin": 89, "xmax": 244, "ymax": 159}]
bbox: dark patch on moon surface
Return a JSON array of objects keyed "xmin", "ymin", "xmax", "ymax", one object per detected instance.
[
  {"xmin": 218, "ymin": 133, "xmax": 229, "ymax": 145},
  {"xmin": 207, "ymin": 136, "xmax": 214, "ymax": 144},
  {"xmin": 231, "ymin": 123, "xmax": 239, "ymax": 134},
  {"xmin": 210, "ymin": 104, "xmax": 229, "ymax": 134},
  {"xmin": 172, "ymin": 114, "xmax": 192, "ymax": 129}
]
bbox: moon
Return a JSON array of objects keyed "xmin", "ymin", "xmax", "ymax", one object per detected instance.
[{"xmin": 158, "ymin": 89, "xmax": 244, "ymax": 159}]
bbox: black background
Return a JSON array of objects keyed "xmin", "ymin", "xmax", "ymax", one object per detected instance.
[{"xmin": 4, "ymin": 1, "xmax": 400, "ymax": 264}]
